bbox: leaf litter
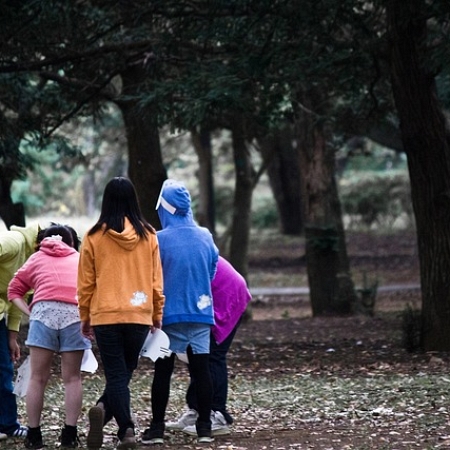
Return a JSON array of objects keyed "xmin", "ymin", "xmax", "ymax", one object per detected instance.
[
  {"xmin": 3, "ymin": 231, "xmax": 450, "ymax": 449},
  {"xmin": 2, "ymin": 305, "xmax": 450, "ymax": 449}
]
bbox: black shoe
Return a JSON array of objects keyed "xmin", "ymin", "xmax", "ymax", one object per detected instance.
[
  {"xmin": 87, "ymin": 404, "xmax": 105, "ymax": 449},
  {"xmin": 141, "ymin": 422, "xmax": 164, "ymax": 445},
  {"xmin": 117, "ymin": 427, "xmax": 136, "ymax": 449},
  {"xmin": 24, "ymin": 426, "xmax": 44, "ymax": 450},
  {"xmin": 60, "ymin": 424, "xmax": 79, "ymax": 448},
  {"xmin": 196, "ymin": 420, "xmax": 213, "ymax": 444}
]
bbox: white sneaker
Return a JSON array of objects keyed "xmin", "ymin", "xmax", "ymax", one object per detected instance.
[
  {"xmin": 182, "ymin": 411, "xmax": 230, "ymax": 437},
  {"xmin": 210, "ymin": 411, "xmax": 231, "ymax": 436},
  {"xmin": 166, "ymin": 408, "xmax": 198, "ymax": 431},
  {"xmin": 0, "ymin": 432, "xmax": 7, "ymax": 441}
]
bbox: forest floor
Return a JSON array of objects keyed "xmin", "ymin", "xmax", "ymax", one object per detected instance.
[{"xmin": 4, "ymin": 229, "xmax": 450, "ymax": 450}]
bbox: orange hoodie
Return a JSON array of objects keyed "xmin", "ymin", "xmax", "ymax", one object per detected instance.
[{"xmin": 77, "ymin": 219, "xmax": 165, "ymax": 326}]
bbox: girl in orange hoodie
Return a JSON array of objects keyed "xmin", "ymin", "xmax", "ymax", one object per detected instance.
[{"xmin": 78, "ymin": 177, "xmax": 165, "ymax": 450}]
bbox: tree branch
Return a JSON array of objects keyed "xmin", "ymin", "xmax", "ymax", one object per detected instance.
[{"xmin": 0, "ymin": 40, "xmax": 154, "ymax": 74}]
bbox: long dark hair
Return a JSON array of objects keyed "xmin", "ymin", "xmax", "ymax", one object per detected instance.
[{"xmin": 88, "ymin": 177, "xmax": 155, "ymax": 238}]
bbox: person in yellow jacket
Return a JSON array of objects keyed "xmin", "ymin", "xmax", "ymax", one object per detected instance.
[
  {"xmin": 0, "ymin": 223, "xmax": 40, "ymax": 441},
  {"xmin": 77, "ymin": 177, "xmax": 165, "ymax": 450}
]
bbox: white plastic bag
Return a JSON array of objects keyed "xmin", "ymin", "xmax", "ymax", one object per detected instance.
[
  {"xmin": 80, "ymin": 349, "xmax": 98, "ymax": 373},
  {"xmin": 140, "ymin": 329, "xmax": 171, "ymax": 362},
  {"xmin": 14, "ymin": 356, "xmax": 31, "ymax": 398}
]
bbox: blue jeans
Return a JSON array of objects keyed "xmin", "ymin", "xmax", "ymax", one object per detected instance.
[
  {"xmin": 186, "ymin": 321, "xmax": 240, "ymax": 424},
  {"xmin": 94, "ymin": 324, "xmax": 149, "ymax": 440},
  {"xmin": 0, "ymin": 318, "xmax": 20, "ymax": 435}
]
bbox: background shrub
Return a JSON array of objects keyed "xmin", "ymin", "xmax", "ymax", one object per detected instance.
[{"xmin": 339, "ymin": 171, "xmax": 414, "ymax": 230}]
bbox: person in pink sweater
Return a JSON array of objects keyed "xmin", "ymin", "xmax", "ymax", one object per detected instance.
[{"xmin": 8, "ymin": 224, "xmax": 90, "ymax": 450}]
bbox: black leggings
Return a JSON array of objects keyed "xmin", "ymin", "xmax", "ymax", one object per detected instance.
[{"xmin": 151, "ymin": 346, "xmax": 212, "ymax": 424}]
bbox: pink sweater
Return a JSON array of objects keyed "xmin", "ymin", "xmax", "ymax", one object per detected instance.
[{"xmin": 8, "ymin": 238, "xmax": 79, "ymax": 310}]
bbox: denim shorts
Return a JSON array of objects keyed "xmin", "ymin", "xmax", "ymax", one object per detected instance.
[
  {"xmin": 26, "ymin": 320, "xmax": 91, "ymax": 352},
  {"xmin": 163, "ymin": 322, "xmax": 210, "ymax": 354}
]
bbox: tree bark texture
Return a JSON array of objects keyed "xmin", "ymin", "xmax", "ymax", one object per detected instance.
[
  {"xmin": 0, "ymin": 200, "xmax": 25, "ymax": 229},
  {"xmin": 258, "ymin": 125, "xmax": 303, "ymax": 235},
  {"xmin": 229, "ymin": 118, "xmax": 253, "ymax": 281},
  {"xmin": 191, "ymin": 127, "xmax": 216, "ymax": 235},
  {"xmin": 118, "ymin": 69, "xmax": 167, "ymax": 229},
  {"xmin": 294, "ymin": 91, "xmax": 357, "ymax": 316},
  {"xmin": 0, "ymin": 178, "xmax": 24, "ymax": 228},
  {"xmin": 0, "ymin": 136, "xmax": 26, "ymax": 228},
  {"xmin": 387, "ymin": 0, "xmax": 450, "ymax": 350}
]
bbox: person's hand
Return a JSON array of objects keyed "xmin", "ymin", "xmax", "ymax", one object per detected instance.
[
  {"xmin": 81, "ymin": 320, "xmax": 95, "ymax": 340},
  {"xmin": 8, "ymin": 331, "xmax": 20, "ymax": 362},
  {"xmin": 151, "ymin": 319, "xmax": 162, "ymax": 332}
]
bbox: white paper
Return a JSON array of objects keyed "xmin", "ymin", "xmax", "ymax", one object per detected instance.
[
  {"xmin": 14, "ymin": 356, "xmax": 31, "ymax": 398},
  {"xmin": 140, "ymin": 329, "xmax": 171, "ymax": 362},
  {"xmin": 81, "ymin": 349, "xmax": 98, "ymax": 373}
]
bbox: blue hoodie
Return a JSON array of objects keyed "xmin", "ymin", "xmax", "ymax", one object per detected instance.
[{"xmin": 156, "ymin": 180, "xmax": 218, "ymax": 326}]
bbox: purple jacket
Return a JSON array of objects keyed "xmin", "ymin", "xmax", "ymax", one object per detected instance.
[{"xmin": 211, "ymin": 256, "xmax": 252, "ymax": 344}]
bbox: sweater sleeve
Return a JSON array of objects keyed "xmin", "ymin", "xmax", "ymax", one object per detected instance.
[
  {"xmin": 151, "ymin": 238, "xmax": 165, "ymax": 323},
  {"xmin": 7, "ymin": 260, "xmax": 34, "ymax": 301},
  {"xmin": 77, "ymin": 236, "xmax": 96, "ymax": 322},
  {"xmin": 6, "ymin": 302, "xmax": 23, "ymax": 332}
]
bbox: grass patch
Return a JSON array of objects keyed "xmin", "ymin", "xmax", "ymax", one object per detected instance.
[{"xmin": 2, "ymin": 359, "xmax": 449, "ymax": 449}]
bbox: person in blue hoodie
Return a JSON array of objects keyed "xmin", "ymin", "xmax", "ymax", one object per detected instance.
[{"xmin": 141, "ymin": 180, "xmax": 218, "ymax": 446}]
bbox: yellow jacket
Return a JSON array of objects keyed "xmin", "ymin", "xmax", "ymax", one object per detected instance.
[
  {"xmin": 0, "ymin": 224, "xmax": 39, "ymax": 331},
  {"xmin": 77, "ymin": 219, "xmax": 165, "ymax": 326}
]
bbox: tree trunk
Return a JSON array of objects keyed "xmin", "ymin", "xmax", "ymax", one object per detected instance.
[
  {"xmin": 0, "ymin": 135, "xmax": 26, "ymax": 229},
  {"xmin": 258, "ymin": 125, "xmax": 303, "ymax": 235},
  {"xmin": 0, "ymin": 195, "xmax": 25, "ymax": 229},
  {"xmin": 0, "ymin": 168, "xmax": 25, "ymax": 229},
  {"xmin": 228, "ymin": 118, "xmax": 253, "ymax": 281},
  {"xmin": 387, "ymin": 0, "xmax": 450, "ymax": 350},
  {"xmin": 294, "ymin": 93, "xmax": 357, "ymax": 316},
  {"xmin": 191, "ymin": 127, "xmax": 216, "ymax": 235},
  {"xmin": 118, "ymin": 69, "xmax": 167, "ymax": 229}
]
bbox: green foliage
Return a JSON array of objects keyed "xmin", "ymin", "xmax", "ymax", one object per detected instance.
[
  {"xmin": 0, "ymin": 144, "xmax": 34, "ymax": 182},
  {"xmin": 11, "ymin": 180, "xmax": 45, "ymax": 216},
  {"xmin": 11, "ymin": 110, "xmax": 126, "ymax": 218},
  {"xmin": 338, "ymin": 145, "xmax": 408, "ymax": 173},
  {"xmin": 0, "ymin": 0, "xmax": 447, "ymax": 239},
  {"xmin": 0, "ymin": 0, "xmax": 400, "ymax": 138},
  {"xmin": 11, "ymin": 145, "xmax": 85, "ymax": 217},
  {"xmin": 339, "ymin": 171, "xmax": 413, "ymax": 230},
  {"xmin": 251, "ymin": 196, "xmax": 279, "ymax": 229}
]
